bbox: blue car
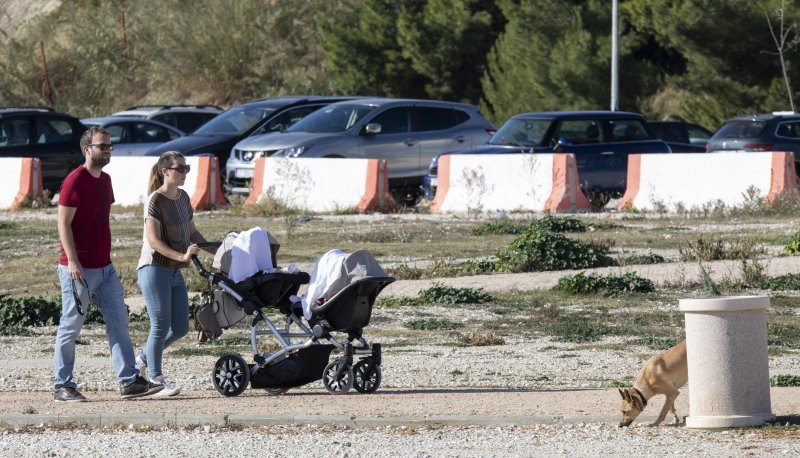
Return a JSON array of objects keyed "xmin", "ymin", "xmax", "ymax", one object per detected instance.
[{"xmin": 422, "ymin": 111, "xmax": 673, "ymax": 208}]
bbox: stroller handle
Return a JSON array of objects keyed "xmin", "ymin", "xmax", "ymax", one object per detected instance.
[{"xmin": 191, "ymin": 241, "xmax": 222, "ymax": 275}]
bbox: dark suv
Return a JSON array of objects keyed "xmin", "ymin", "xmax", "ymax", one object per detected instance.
[
  {"xmin": 0, "ymin": 107, "xmax": 87, "ymax": 193},
  {"xmin": 145, "ymin": 96, "xmax": 358, "ymax": 192}
]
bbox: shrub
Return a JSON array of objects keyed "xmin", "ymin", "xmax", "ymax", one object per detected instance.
[
  {"xmin": 459, "ymin": 259, "xmax": 498, "ymax": 274},
  {"xmin": 784, "ymin": 231, "xmax": 800, "ymax": 255},
  {"xmin": 552, "ymin": 272, "xmax": 655, "ymax": 296},
  {"xmin": 618, "ymin": 252, "xmax": 667, "ymax": 266},
  {"xmin": 472, "ymin": 220, "xmax": 527, "ymax": 235},
  {"xmin": 0, "ymin": 294, "xmax": 109, "ymax": 335},
  {"xmin": 495, "ymin": 227, "xmax": 615, "ymax": 272},
  {"xmin": 418, "ymin": 284, "xmax": 492, "ymax": 304},
  {"xmin": 770, "ymin": 375, "xmax": 800, "ymax": 387},
  {"xmin": 757, "ymin": 273, "xmax": 800, "ymax": 291},
  {"xmin": 531, "ymin": 214, "xmax": 587, "ymax": 233},
  {"xmin": 387, "ymin": 259, "xmax": 462, "ymax": 280},
  {"xmin": 679, "ymin": 236, "xmax": 764, "ymax": 262}
]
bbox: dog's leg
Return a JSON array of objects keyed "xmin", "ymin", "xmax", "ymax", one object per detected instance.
[
  {"xmin": 668, "ymin": 391, "xmax": 681, "ymax": 426},
  {"xmin": 650, "ymin": 391, "xmax": 679, "ymax": 427}
]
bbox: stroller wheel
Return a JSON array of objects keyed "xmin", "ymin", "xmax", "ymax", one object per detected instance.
[
  {"xmin": 322, "ymin": 361, "xmax": 353, "ymax": 395},
  {"xmin": 264, "ymin": 387, "xmax": 289, "ymax": 396},
  {"xmin": 353, "ymin": 359, "xmax": 381, "ymax": 394},
  {"xmin": 212, "ymin": 353, "xmax": 250, "ymax": 397}
]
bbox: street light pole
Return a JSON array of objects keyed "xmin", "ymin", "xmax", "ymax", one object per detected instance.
[{"xmin": 611, "ymin": 0, "xmax": 619, "ymax": 111}]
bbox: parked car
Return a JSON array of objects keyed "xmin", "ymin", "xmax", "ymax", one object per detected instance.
[
  {"xmin": 706, "ymin": 113, "xmax": 800, "ymax": 176},
  {"xmin": 649, "ymin": 121, "xmax": 713, "ymax": 151},
  {"xmin": 111, "ymin": 105, "xmax": 223, "ymax": 134},
  {"xmin": 422, "ymin": 111, "xmax": 673, "ymax": 207},
  {"xmin": 0, "ymin": 107, "xmax": 87, "ymax": 193},
  {"xmin": 145, "ymin": 96, "xmax": 357, "ymax": 192},
  {"xmin": 81, "ymin": 117, "xmax": 185, "ymax": 156},
  {"xmin": 229, "ymin": 98, "xmax": 496, "ymax": 200}
]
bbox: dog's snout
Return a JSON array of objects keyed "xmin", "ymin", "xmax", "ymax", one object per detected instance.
[{"xmin": 618, "ymin": 419, "xmax": 633, "ymax": 428}]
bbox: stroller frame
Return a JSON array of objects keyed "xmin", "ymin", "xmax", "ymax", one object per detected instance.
[{"xmin": 192, "ymin": 245, "xmax": 394, "ymax": 396}]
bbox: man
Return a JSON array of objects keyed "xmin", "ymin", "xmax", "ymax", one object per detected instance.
[{"xmin": 54, "ymin": 126, "xmax": 163, "ymax": 401}]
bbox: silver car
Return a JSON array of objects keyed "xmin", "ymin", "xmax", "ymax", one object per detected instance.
[
  {"xmin": 228, "ymin": 98, "xmax": 495, "ymax": 200},
  {"xmin": 81, "ymin": 117, "xmax": 185, "ymax": 156}
]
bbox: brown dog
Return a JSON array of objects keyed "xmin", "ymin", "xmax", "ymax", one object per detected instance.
[{"xmin": 618, "ymin": 340, "xmax": 687, "ymax": 427}]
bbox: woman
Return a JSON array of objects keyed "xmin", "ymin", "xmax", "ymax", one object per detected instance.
[{"xmin": 135, "ymin": 151, "xmax": 212, "ymax": 396}]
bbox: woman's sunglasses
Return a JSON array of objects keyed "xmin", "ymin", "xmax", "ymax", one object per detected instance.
[{"xmin": 165, "ymin": 165, "xmax": 191, "ymax": 174}]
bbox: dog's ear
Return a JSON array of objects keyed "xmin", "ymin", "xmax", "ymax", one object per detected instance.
[
  {"xmin": 632, "ymin": 395, "xmax": 645, "ymax": 411},
  {"xmin": 620, "ymin": 388, "xmax": 633, "ymax": 402},
  {"xmin": 618, "ymin": 388, "xmax": 625, "ymax": 399}
]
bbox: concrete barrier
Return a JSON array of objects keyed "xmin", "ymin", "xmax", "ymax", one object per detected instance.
[
  {"xmin": 0, "ymin": 157, "xmax": 44, "ymax": 209},
  {"xmin": 104, "ymin": 156, "xmax": 226, "ymax": 210},
  {"xmin": 246, "ymin": 157, "xmax": 393, "ymax": 213},
  {"xmin": 430, "ymin": 153, "xmax": 590, "ymax": 214},
  {"xmin": 620, "ymin": 152, "xmax": 797, "ymax": 212}
]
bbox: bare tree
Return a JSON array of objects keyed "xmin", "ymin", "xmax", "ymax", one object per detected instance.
[{"xmin": 765, "ymin": 0, "xmax": 800, "ymax": 112}]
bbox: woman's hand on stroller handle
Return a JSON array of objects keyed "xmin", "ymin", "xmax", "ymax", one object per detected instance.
[{"xmin": 181, "ymin": 244, "xmax": 200, "ymax": 262}]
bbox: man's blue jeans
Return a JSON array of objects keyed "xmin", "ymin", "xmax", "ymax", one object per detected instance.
[
  {"xmin": 137, "ymin": 265, "xmax": 190, "ymax": 378},
  {"xmin": 54, "ymin": 264, "xmax": 138, "ymax": 390}
]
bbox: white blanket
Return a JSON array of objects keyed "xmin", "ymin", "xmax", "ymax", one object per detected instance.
[{"xmin": 225, "ymin": 227, "xmax": 275, "ymax": 283}]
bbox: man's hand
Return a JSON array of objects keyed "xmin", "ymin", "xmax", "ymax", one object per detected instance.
[{"xmin": 68, "ymin": 259, "xmax": 84, "ymax": 281}]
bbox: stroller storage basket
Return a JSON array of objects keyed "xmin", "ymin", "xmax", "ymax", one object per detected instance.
[{"xmin": 249, "ymin": 345, "xmax": 335, "ymax": 389}]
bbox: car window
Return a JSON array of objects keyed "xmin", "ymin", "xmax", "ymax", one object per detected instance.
[
  {"xmin": 289, "ymin": 104, "xmax": 377, "ymax": 133},
  {"xmin": 609, "ymin": 120, "xmax": 648, "ymax": 142},
  {"xmin": 776, "ymin": 121, "xmax": 800, "ymax": 139},
  {"xmin": 251, "ymin": 106, "xmax": 321, "ymax": 136},
  {"xmin": 105, "ymin": 123, "xmax": 129, "ymax": 144},
  {"xmin": 716, "ymin": 121, "xmax": 767, "ymax": 138},
  {"xmin": 556, "ymin": 120, "xmax": 605, "ymax": 144},
  {"xmin": 0, "ymin": 118, "xmax": 32, "ymax": 146},
  {"xmin": 686, "ymin": 125, "xmax": 711, "ymax": 145},
  {"xmin": 194, "ymin": 107, "xmax": 274, "ymax": 135},
  {"xmin": 490, "ymin": 118, "xmax": 550, "ymax": 147},
  {"xmin": 35, "ymin": 117, "xmax": 73, "ymax": 144},
  {"xmin": 134, "ymin": 122, "xmax": 173, "ymax": 143},
  {"xmin": 650, "ymin": 124, "xmax": 684, "ymax": 143},
  {"xmin": 371, "ymin": 107, "xmax": 411, "ymax": 134},
  {"xmin": 416, "ymin": 107, "xmax": 463, "ymax": 132}
]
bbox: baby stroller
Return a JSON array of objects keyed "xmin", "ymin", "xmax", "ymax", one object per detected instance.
[{"xmin": 193, "ymin": 229, "xmax": 395, "ymax": 396}]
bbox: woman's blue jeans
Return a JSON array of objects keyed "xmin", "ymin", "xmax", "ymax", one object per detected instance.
[{"xmin": 137, "ymin": 265, "xmax": 190, "ymax": 378}]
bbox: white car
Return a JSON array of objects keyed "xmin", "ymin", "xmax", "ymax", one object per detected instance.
[{"xmin": 81, "ymin": 117, "xmax": 185, "ymax": 156}]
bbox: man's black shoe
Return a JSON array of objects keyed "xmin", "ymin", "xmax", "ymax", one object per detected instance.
[
  {"xmin": 54, "ymin": 387, "xmax": 87, "ymax": 402},
  {"xmin": 120, "ymin": 376, "xmax": 164, "ymax": 399}
]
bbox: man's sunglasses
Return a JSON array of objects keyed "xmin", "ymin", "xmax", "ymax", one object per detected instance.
[
  {"xmin": 88, "ymin": 143, "xmax": 114, "ymax": 151},
  {"xmin": 165, "ymin": 165, "xmax": 191, "ymax": 174}
]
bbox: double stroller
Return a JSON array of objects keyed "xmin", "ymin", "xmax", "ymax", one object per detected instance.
[{"xmin": 193, "ymin": 228, "xmax": 394, "ymax": 396}]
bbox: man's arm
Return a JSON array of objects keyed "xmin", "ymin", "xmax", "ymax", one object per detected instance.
[{"xmin": 57, "ymin": 205, "xmax": 82, "ymax": 280}]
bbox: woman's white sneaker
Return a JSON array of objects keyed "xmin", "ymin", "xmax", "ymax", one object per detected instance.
[{"xmin": 153, "ymin": 375, "xmax": 181, "ymax": 397}]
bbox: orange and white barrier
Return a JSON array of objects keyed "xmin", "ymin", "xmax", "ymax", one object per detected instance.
[
  {"xmin": 246, "ymin": 157, "xmax": 393, "ymax": 213},
  {"xmin": 619, "ymin": 152, "xmax": 797, "ymax": 212},
  {"xmin": 0, "ymin": 157, "xmax": 44, "ymax": 209},
  {"xmin": 103, "ymin": 156, "xmax": 226, "ymax": 210},
  {"xmin": 430, "ymin": 153, "xmax": 590, "ymax": 213}
]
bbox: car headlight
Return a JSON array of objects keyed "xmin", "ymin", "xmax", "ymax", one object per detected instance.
[
  {"xmin": 242, "ymin": 150, "xmax": 256, "ymax": 162},
  {"xmin": 275, "ymin": 146, "xmax": 308, "ymax": 158}
]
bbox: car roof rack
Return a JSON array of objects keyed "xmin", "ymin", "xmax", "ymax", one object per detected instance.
[
  {"xmin": 0, "ymin": 106, "xmax": 56, "ymax": 112},
  {"xmin": 771, "ymin": 111, "xmax": 796, "ymax": 115},
  {"xmin": 123, "ymin": 104, "xmax": 224, "ymax": 111}
]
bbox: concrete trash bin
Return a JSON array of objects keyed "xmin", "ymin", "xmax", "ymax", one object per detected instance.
[{"xmin": 679, "ymin": 295, "xmax": 775, "ymax": 429}]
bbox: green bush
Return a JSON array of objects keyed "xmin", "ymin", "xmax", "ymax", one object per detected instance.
[
  {"xmin": 784, "ymin": 231, "xmax": 800, "ymax": 255},
  {"xmin": 459, "ymin": 259, "xmax": 498, "ymax": 275},
  {"xmin": 0, "ymin": 294, "xmax": 107, "ymax": 335},
  {"xmin": 770, "ymin": 375, "xmax": 800, "ymax": 387},
  {"xmin": 618, "ymin": 252, "xmax": 667, "ymax": 266},
  {"xmin": 531, "ymin": 214, "xmax": 587, "ymax": 233},
  {"xmin": 418, "ymin": 284, "xmax": 492, "ymax": 304},
  {"xmin": 495, "ymin": 227, "xmax": 615, "ymax": 272},
  {"xmin": 472, "ymin": 220, "xmax": 527, "ymax": 235},
  {"xmin": 552, "ymin": 272, "xmax": 655, "ymax": 296},
  {"xmin": 757, "ymin": 273, "xmax": 800, "ymax": 291}
]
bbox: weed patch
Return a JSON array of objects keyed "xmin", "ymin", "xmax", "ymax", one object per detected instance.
[
  {"xmin": 552, "ymin": 272, "xmax": 655, "ymax": 296},
  {"xmin": 547, "ymin": 314, "xmax": 613, "ymax": 343},
  {"xmin": 405, "ymin": 318, "xmax": 463, "ymax": 331},
  {"xmin": 495, "ymin": 228, "xmax": 615, "ymax": 272},
  {"xmin": 618, "ymin": 252, "xmax": 667, "ymax": 266},
  {"xmin": 377, "ymin": 297, "xmax": 421, "ymax": 308},
  {"xmin": 759, "ymin": 273, "xmax": 800, "ymax": 291},
  {"xmin": 418, "ymin": 284, "xmax": 492, "ymax": 304},
  {"xmin": 453, "ymin": 331, "xmax": 505, "ymax": 346},
  {"xmin": 679, "ymin": 236, "xmax": 764, "ymax": 262},
  {"xmin": 770, "ymin": 375, "xmax": 800, "ymax": 387},
  {"xmin": 387, "ymin": 259, "xmax": 463, "ymax": 280},
  {"xmin": 472, "ymin": 220, "xmax": 527, "ymax": 235}
]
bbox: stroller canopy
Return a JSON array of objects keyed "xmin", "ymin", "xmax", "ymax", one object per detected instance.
[
  {"xmin": 213, "ymin": 227, "xmax": 280, "ymax": 283},
  {"xmin": 300, "ymin": 249, "xmax": 387, "ymax": 320}
]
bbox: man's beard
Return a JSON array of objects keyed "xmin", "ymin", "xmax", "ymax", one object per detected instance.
[{"xmin": 89, "ymin": 153, "xmax": 110, "ymax": 167}]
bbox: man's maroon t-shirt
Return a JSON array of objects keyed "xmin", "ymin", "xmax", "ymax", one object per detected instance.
[{"xmin": 58, "ymin": 166, "xmax": 115, "ymax": 268}]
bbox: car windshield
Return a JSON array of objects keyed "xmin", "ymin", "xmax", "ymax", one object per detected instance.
[
  {"xmin": 716, "ymin": 120, "xmax": 767, "ymax": 138},
  {"xmin": 489, "ymin": 118, "xmax": 551, "ymax": 147},
  {"xmin": 193, "ymin": 107, "xmax": 275, "ymax": 135},
  {"xmin": 288, "ymin": 104, "xmax": 378, "ymax": 133}
]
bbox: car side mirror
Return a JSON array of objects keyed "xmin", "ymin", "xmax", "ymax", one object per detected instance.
[{"xmin": 364, "ymin": 123, "xmax": 382, "ymax": 135}]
